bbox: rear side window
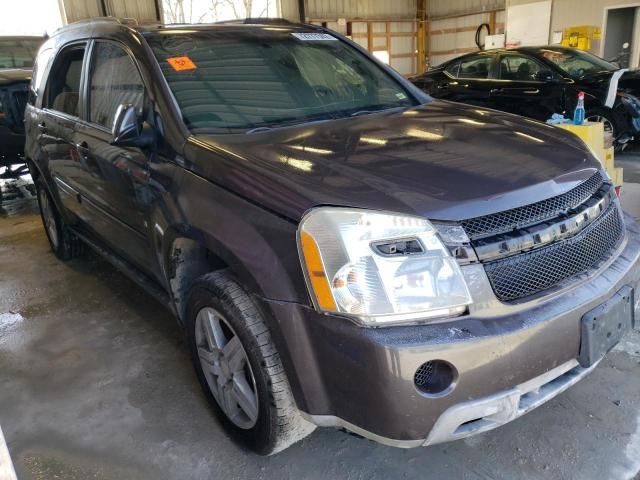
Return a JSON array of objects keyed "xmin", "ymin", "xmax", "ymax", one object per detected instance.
[
  {"xmin": 88, "ymin": 42, "xmax": 144, "ymax": 130},
  {"xmin": 459, "ymin": 55, "xmax": 491, "ymax": 79},
  {"xmin": 45, "ymin": 45, "xmax": 86, "ymax": 117}
]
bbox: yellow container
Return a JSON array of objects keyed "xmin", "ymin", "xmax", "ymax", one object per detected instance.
[
  {"xmin": 603, "ymin": 147, "xmax": 615, "ymax": 173},
  {"xmin": 557, "ymin": 122, "xmax": 604, "ymax": 154},
  {"xmin": 561, "ymin": 25, "xmax": 601, "ymax": 50},
  {"xmin": 612, "ymin": 167, "xmax": 624, "ymax": 187},
  {"xmin": 557, "ymin": 122, "xmax": 622, "ymax": 184}
]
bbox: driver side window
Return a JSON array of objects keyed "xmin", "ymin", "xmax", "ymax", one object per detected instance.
[
  {"xmin": 499, "ymin": 55, "xmax": 544, "ymax": 81},
  {"xmin": 89, "ymin": 41, "xmax": 144, "ymax": 130}
]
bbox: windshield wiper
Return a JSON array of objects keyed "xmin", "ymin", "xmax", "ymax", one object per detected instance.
[
  {"xmin": 349, "ymin": 105, "xmax": 406, "ymax": 117},
  {"xmin": 244, "ymin": 112, "xmax": 336, "ymax": 134}
]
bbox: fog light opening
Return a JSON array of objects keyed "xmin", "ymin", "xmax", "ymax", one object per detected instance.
[{"xmin": 414, "ymin": 360, "xmax": 458, "ymax": 397}]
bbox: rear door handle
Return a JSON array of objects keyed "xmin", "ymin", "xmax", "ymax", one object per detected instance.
[{"xmin": 490, "ymin": 88, "xmax": 503, "ymax": 94}]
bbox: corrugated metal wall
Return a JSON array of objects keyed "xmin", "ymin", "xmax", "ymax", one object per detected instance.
[
  {"xmin": 107, "ymin": 0, "xmax": 158, "ymax": 21},
  {"xmin": 429, "ymin": 10, "xmax": 505, "ymax": 67},
  {"xmin": 305, "ymin": 0, "xmax": 417, "ymax": 20},
  {"xmin": 279, "ymin": 0, "xmax": 300, "ymax": 21},
  {"xmin": 422, "ymin": 0, "xmax": 506, "ymax": 68},
  {"xmin": 61, "ymin": 0, "xmax": 103, "ymax": 23},
  {"xmin": 430, "ymin": 0, "xmax": 505, "ymax": 18},
  {"xmin": 61, "ymin": 0, "xmax": 159, "ymax": 23}
]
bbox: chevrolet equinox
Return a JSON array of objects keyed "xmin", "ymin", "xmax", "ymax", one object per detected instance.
[{"xmin": 25, "ymin": 18, "xmax": 640, "ymax": 454}]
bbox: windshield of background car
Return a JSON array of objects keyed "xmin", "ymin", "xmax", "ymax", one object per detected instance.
[
  {"xmin": 0, "ymin": 38, "xmax": 41, "ymax": 69},
  {"xmin": 539, "ymin": 48, "xmax": 618, "ymax": 78},
  {"xmin": 145, "ymin": 29, "xmax": 417, "ymax": 132}
]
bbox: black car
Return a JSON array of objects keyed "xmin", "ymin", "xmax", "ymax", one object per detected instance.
[
  {"xmin": 410, "ymin": 46, "xmax": 640, "ymax": 149},
  {"xmin": 0, "ymin": 36, "xmax": 42, "ymax": 178},
  {"xmin": 25, "ymin": 19, "xmax": 640, "ymax": 454}
]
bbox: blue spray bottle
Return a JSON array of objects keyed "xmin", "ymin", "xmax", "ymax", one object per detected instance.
[{"xmin": 573, "ymin": 91, "xmax": 585, "ymax": 125}]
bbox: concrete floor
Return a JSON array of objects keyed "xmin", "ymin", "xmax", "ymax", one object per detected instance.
[{"xmin": 1, "ymin": 154, "xmax": 640, "ymax": 480}]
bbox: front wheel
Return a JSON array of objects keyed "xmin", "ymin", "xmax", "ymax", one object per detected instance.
[{"xmin": 186, "ymin": 271, "xmax": 315, "ymax": 455}]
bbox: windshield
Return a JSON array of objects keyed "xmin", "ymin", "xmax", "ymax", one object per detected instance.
[
  {"xmin": 539, "ymin": 48, "xmax": 618, "ymax": 78},
  {"xmin": 0, "ymin": 38, "xmax": 41, "ymax": 69},
  {"xmin": 146, "ymin": 29, "xmax": 416, "ymax": 132}
]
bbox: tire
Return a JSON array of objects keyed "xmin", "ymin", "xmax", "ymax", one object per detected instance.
[
  {"xmin": 586, "ymin": 107, "xmax": 625, "ymax": 152},
  {"xmin": 35, "ymin": 177, "xmax": 81, "ymax": 261},
  {"xmin": 186, "ymin": 271, "xmax": 315, "ymax": 455}
]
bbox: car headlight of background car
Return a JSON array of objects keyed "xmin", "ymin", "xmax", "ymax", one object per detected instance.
[{"xmin": 298, "ymin": 208, "xmax": 472, "ymax": 326}]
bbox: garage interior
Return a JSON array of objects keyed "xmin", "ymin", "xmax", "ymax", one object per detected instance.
[{"xmin": 1, "ymin": 0, "xmax": 640, "ymax": 479}]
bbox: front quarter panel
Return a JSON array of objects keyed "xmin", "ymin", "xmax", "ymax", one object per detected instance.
[{"xmin": 162, "ymin": 159, "xmax": 309, "ymax": 305}]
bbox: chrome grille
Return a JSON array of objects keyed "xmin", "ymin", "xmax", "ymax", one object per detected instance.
[
  {"xmin": 462, "ymin": 172, "xmax": 604, "ymax": 240},
  {"xmin": 484, "ymin": 203, "xmax": 623, "ymax": 302}
]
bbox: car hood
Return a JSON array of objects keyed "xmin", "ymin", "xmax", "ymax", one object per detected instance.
[
  {"xmin": 577, "ymin": 69, "xmax": 640, "ymax": 94},
  {"xmin": 185, "ymin": 100, "xmax": 601, "ymax": 222},
  {"xmin": 0, "ymin": 68, "xmax": 31, "ymax": 86}
]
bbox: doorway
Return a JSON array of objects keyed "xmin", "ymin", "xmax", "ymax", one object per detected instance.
[{"xmin": 603, "ymin": 6, "xmax": 639, "ymax": 68}]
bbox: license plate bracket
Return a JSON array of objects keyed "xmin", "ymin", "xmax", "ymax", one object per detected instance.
[{"xmin": 578, "ymin": 286, "xmax": 635, "ymax": 368}]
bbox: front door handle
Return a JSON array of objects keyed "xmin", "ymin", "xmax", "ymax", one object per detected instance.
[
  {"xmin": 75, "ymin": 141, "xmax": 90, "ymax": 164},
  {"xmin": 490, "ymin": 88, "xmax": 503, "ymax": 94},
  {"xmin": 37, "ymin": 122, "xmax": 47, "ymax": 134}
]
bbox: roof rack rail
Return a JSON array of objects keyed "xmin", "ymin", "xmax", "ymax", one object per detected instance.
[
  {"xmin": 52, "ymin": 17, "xmax": 140, "ymax": 35},
  {"xmin": 214, "ymin": 17, "xmax": 295, "ymax": 25}
]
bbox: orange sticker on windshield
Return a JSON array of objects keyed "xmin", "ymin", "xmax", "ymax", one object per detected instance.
[{"xmin": 167, "ymin": 56, "xmax": 197, "ymax": 71}]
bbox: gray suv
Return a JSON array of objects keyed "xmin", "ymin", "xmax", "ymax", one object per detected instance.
[{"xmin": 25, "ymin": 18, "xmax": 640, "ymax": 454}]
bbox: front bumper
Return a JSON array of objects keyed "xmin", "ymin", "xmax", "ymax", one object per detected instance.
[
  {"xmin": 261, "ymin": 215, "xmax": 640, "ymax": 446},
  {"xmin": 303, "ymin": 358, "xmax": 598, "ymax": 447}
]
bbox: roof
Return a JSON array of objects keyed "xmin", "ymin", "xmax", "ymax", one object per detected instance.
[{"xmin": 439, "ymin": 45, "xmax": 579, "ymax": 64}]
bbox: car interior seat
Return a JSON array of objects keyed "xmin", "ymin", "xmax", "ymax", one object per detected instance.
[
  {"xmin": 52, "ymin": 92, "xmax": 79, "ymax": 117},
  {"xmin": 517, "ymin": 63, "xmax": 531, "ymax": 80}
]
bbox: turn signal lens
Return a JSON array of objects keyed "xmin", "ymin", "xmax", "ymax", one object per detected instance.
[{"xmin": 300, "ymin": 231, "xmax": 338, "ymax": 311}]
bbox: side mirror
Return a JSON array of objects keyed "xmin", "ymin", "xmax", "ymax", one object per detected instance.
[
  {"xmin": 535, "ymin": 70, "xmax": 556, "ymax": 82},
  {"xmin": 111, "ymin": 104, "xmax": 154, "ymax": 148}
]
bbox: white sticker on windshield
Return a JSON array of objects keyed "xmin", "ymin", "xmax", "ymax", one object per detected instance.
[
  {"xmin": 291, "ymin": 33, "xmax": 338, "ymax": 41},
  {"xmin": 396, "ymin": 92, "xmax": 407, "ymax": 99}
]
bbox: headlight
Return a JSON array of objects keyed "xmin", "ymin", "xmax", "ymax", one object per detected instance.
[{"xmin": 298, "ymin": 208, "xmax": 472, "ymax": 326}]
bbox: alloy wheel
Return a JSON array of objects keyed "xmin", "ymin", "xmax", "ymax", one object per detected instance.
[
  {"xmin": 39, "ymin": 188, "xmax": 58, "ymax": 249},
  {"xmin": 195, "ymin": 307, "xmax": 259, "ymax": 429}
]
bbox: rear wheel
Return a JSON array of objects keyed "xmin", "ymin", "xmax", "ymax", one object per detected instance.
[
  {"xmin": 35, "ymin": 177, "xmax": 80, "ymax": 260},
  {"xmin": 186, "ymin": 271, "xmax": 315, "ymax": 455}
]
